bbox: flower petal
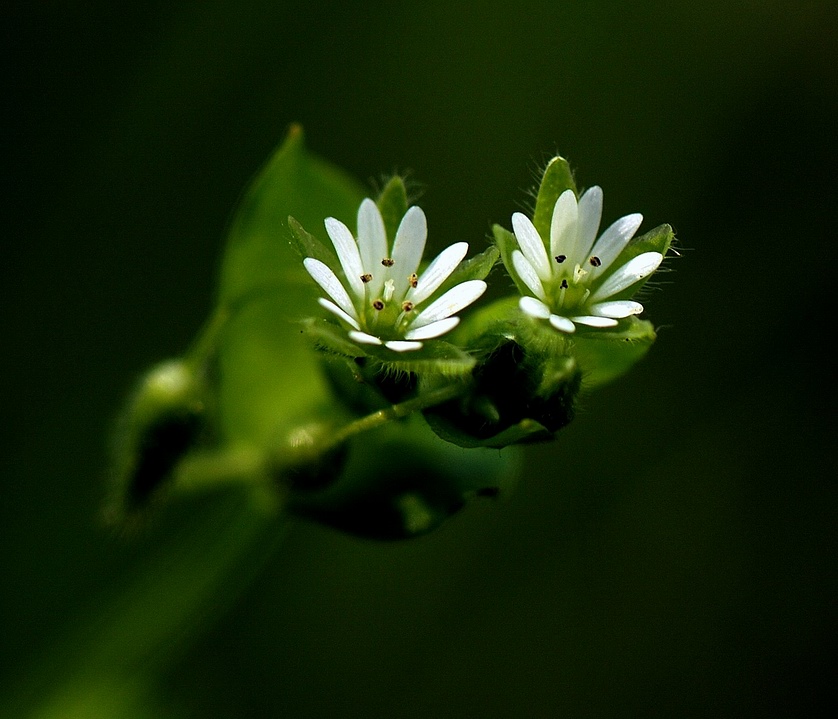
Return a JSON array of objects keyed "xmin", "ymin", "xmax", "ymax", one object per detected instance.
[
  {"xmin": 408, "ymin": 241, "xmax": 468, "ymax": 305},
  {"xmin": 409, "ymin": 280, "xmax": 486, "ymax": 329},
  {"xmin": 304, "ymin": 258, "xmax": 358, "ymax": 319},
  {"xmin": 550, "ymin": 189, "xmax": 580, "ymax": 267},
  {"xmin": 390, "ymin": 206, "xmax": 427, "ymax": 297},
  {"xmin": 575, "ymin": 186, "xmax": 603, "ymax": 264},
  {"xmin": 590, "ymin": 300, "xmax": 644, "ymax": 318},
  {"xmin": 348, "ymin": 330, "xmax": 383, "ymax": 345},
  {"xmin": 404, "ymin": 316, "xmax": 460, "ymax": 340},
  {"xmin": 317, "ymin": 298, "xmax": 360, "ymax": 330},
  {"xmin": 512, "ymin": 212, "xmax": 551, "ymax": 281},
  {"xmin": 384, "ymin": 340, "xmax": 424, "ymax": 352},
  {"xmin": 588, "ymin": 213, "xmax": 643, "ymax": 277},
  {"xmin": 571, "ymin": 315, "xmax": 619, "ymax": 328},
  {"xmin": 590, "ymin": 251, "xmax": 663, "ymax": 301},
  {"xmin": 511, "ymin": 250, "xmax": 547, "ymax": 301},
  {"xmin": 519, "ymin": 296, "xmax": 551, "ymax": 319},
  {"xmin": 324, "ymin": 217, "xmax": 365, "ymax": 298},
  {"xmin": 549, "ymin": 314, "xmax": 576, "ymax": 333},
  {"xmin": 356, "ymin": 199, "xmax": 388, "ymax": 293}
]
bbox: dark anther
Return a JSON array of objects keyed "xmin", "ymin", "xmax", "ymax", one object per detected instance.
[
  {"xmin": 372, "ymin": 299, "xmax": 385, "ymax": 311},
  {"xmin": 381, "ymin": 258, "xmax": 395, "ymax": 267},
  {"xmin": 560, "ymin": 279, "xmax": 569, "ymax": 289},
  {"xmin": 402, "ymin": 301, "xmax": 415, "ymax": 312},
  {"xmin": 360, "ymin": 273, "xmax": 373, "ymax": 283},
  {"xmin": 555, "ymin": 254, "xmax": 567, "ymax": 264},
  {"xmin": 408, "ymin": 273, "xmax": 418, "ymax": 288},
  {"xmin": 589, "ymin": 256, "xmax": 602, "ymax": 267}
]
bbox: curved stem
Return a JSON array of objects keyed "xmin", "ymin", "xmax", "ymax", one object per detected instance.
[{"xmin": 325, "ymin": 382, "xmax": 466, "ymax": 450}]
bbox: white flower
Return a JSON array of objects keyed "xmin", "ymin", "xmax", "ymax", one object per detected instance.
[
  {"xmin": 510, "ymin": 187, "xmax": 663, "ymax": 333},
  {"xmin": 303, "ymin": 199, "xmax": 487, "ymax": 352}
]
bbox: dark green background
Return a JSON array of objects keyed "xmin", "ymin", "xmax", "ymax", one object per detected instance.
[{"xmin": 4, "ymin": 1, "xmax": 836, "ymax": 716}]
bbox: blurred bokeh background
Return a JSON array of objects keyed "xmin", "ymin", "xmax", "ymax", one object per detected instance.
[{"xmin": 3, "ymin": 0, "xmax": 836, "ymax": 716}]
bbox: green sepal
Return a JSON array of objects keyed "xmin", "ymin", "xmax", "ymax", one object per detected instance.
[
  {"xmin": 606, "ymin": 223, "xmax": 675, "ymax": 301},
  {"xmin": 452, "ymin": 295, "xmax": 520, "ymax": 351},
  {"xmin": 435, "ymin": 244, "xmax": 500, "ymax": 298},
  {"xmin": 287, "ymin": 215, "xmax": 338, "ymax": 268},
  {"xmin": 492, "ymin": 224, "xmax": 530, "ymax": 297},
  {"xmin": 570, "ymin": 316, "xmax": 658, "ymax": 389},
  {"xmin": 362, "ymin": 340, "xmax": 476, "ymax": 379},
  {"xmin": 287, "ymin": 416, "xmax": 520, "ymax": 540},
  {"xmin": 302, "ymin": 317, "xmax": 370, "ymax": 359},
  {"xmin": 533, "ymin": 155, "xmax": 577, "ymax": 239},
  {"xmin": 376, "ymin": 176, "xmax": 409, "ymax": 241}
]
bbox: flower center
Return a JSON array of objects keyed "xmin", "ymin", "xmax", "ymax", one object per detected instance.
[{"xmin": 546, "ymin": 262, "xmax": 592, "ymax": 313}]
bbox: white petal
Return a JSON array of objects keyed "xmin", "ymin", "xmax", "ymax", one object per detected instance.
[
  {"xmin": 348, "ymin": 330, "xmax": 383, "ymax": 345},
  {"xmin": 390, "ymin": 206, "xmax": 427, "ymax": 297},
  {"xmin": 590, "ymin": 251, "xmax": 663, "ymax": 302},
  {"xmin": 571, "ymin": 315, "xmax": 619, "ymax": 328},
  {"xmin": 549, "ymin": 314, "xmax": 576, "ymax": 333},
  {"xmin": 588, "ymin": 213, "xmax": 643, "ymax": 278},
  {"xmin": 590, "ymin": 300, "xmax": 644, "ymax": 318},
  {"xmin": 317, "ymin": 298, "xmax": 360, "ymax": 330},
  {"xmin": 409, "ymin": 280, "xmax": 486, "ymax": 329},
  {"xmin": 384, "ymin": 340, "xmax": 424, "ymax": 352},
  {"xmin": 303, "ymin": 258, "xmax": 358, "ymax": 319},
  {"xmin": 324, "ymin": 217, "xmax": 365, "ymax": 298},
  {"xmin": 404, "ymin": 316, "xmax": 460, "ymax": 340},
  {"xmin": 575, "ymin": 186, "xmax": 603, "ymax": 264},
  {"xmin": 550, "ymin": 190, "xmax": 580, "ymax": 266},
  {"xmin": 511, "ymin": 250, "xmax": 546, "ymax": 301},
  {"xmin": 407, "ymin": 241, "xmax": 468, "ymax": 305},
  {"xmin": 512, "ymin": 212, "xmax": 551, "ymax": 281},
  {"xmin": 519, "ymin": 296, "xmax": 551, "ymax": 319},
  {"xmin": 356, "ymin": 199, "xmax": 388, "ymax": 289}
]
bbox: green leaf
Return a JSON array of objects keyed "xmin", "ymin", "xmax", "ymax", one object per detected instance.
[
  {"xmin": 423, "ymin": 412, "xmax": 552, "ymax": 449},
  {"xmin": 287, "ymin": 215, "xmax": 338, "ymax": 268},
  {"xmin": 376, "ymin": 176, "xmax": 409, "ymax": 241},
  {"xmin": 288, "ymin": 416, "xmax": 521, "ymax": 539},
  {"xmin": 215, "ymin": 125, "xmax": 367, "ymax": 447},
  {"xmin": 218, "ymin": 124, "xmax": 366, "ymax": 309},
  {"xmin": 533, "ymin": 155, "xmax": 577, "ymax": 240}
]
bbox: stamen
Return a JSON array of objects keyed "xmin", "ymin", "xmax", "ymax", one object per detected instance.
[
  {"xmin": 408, "ymin": 273, "xmax": 418, "ymax": 289},
  {"xmin": 381, "ymin": 258, "xmax": 395, "ymax": 267},
  {"xmin": 372, "ymin": 299, "xmax": 385, "ymax": 311},
  {"xmin": 360, "ymin": 273, "xmax": 373, "ymax": 283},
  {"xmin": 555, "ymin": 254, "xmax": 567, "ymax": 264},
  {"xmin": 560, "ymin": 279, "xmax": 569, "ymax": 289},
  {"xmin": 589, "ymin": 256, "xmax": 602, "ymax": 267},
  {"xmin": 402, "ymin": 301, "xmax": 415, "ymax": 312}
]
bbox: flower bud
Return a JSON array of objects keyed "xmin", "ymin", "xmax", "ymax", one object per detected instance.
[
  {"xmin": 424, "ymin": 338, "xmax": 582, "ymax": 448},
  {"xmin": 106, "ymin": 360, "xmax": 209, "ymax": 522}
]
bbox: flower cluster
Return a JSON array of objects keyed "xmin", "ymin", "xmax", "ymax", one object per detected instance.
[
  {"xmin": 509, "ymin": 187, "xmax": 663, "ymax": 333},
  {"xmin": 303, "ymin": 199, "xmax": 486, "ymax": 352}
]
